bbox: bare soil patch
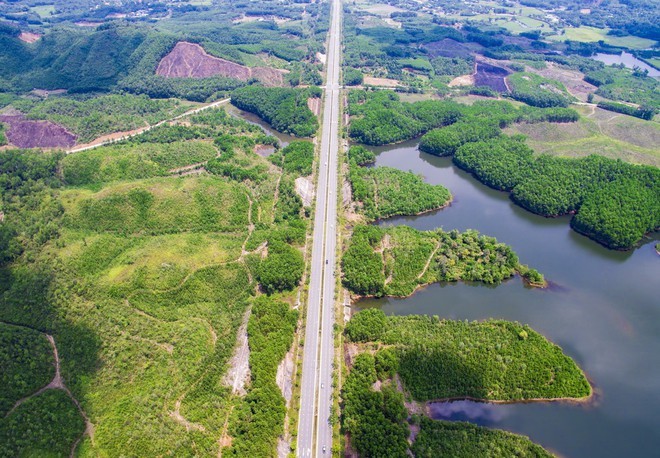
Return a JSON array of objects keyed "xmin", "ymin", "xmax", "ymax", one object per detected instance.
[
  {"xmin": 532, "ymin": 62, "xmax": 597, "ymax": 102},
  {"xmin": 18, "ymin": 32, "xmax": 41, "ymax": 43},
  {"xmin": 157, "ymin": 42, "xmax": 285, "ymax": 87},
  {"xmin": 449, "ymin": 73, "xmax": 475, "ymax": 87},
  {"xmin": 474, "ymin": 61, "xmax": 510, "ymax": 93},
  {"xmin": 222, "ymin": 308, "xmax": 251, "ymax": 396},
  {"xmin": 363, "ymin": 76, "xmax": 400, "ymax": 87},
  {"xmin": 0, "ymin": 114, "xmax": 76, "ymax": 148},
  {"xmin": 295, "ymin": 176, "xmax": 315, "ymax": 207},
  {"xmin": 254, "ymin": 144, "xmax": 276, "ymax": 157},
  {"xmin": 307, "ymin": 97, "xmax": 321, "ymax": 117}
]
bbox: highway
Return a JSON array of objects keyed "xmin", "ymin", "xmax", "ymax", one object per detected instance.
[{"xmin": 297, "ymin": 0, "xmax": 342, "ymax": 456}]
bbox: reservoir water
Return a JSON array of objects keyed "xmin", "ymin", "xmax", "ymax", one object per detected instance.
[
  {"xmin": 591, "ymin": 52, "xmax": 660, "ymax": 77},
  {"xmin": 356, "ymin": 140, "xmax": 660, "ymax": 458}
]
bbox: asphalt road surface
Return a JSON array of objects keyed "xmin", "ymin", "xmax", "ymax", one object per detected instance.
[{"xmin": 297, "ymin": 0, "xmax": 342, "ymax": 456}]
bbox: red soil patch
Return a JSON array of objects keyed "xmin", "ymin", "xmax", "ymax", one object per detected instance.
[
  {"xmin": 157, "ymin": 42, "xmax": 285, "ymax": 87},
  {"xmin": 307, "ymin": 97, "xmax": 321, "ymax": 117},
  {"xmin": 18, "ymin": 32, "xmax": 41, "ymax": 43},
  {"xmin": 0, "ymin": 114, "xmax": 76, "ymax": 148}
]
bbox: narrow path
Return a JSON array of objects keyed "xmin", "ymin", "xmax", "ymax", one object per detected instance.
[
  {"xmin": 417, "ymin": 241, "xmax": 442, "ymax": 280},
  {"xmin": 67, "ymin": 98, "xmax": 231, "ymax": 154},
  {"xmin": 1, "ymin": 323, "xmax": 94, "ymax": 457}
]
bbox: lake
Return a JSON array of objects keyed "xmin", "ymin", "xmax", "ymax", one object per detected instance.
[
  {"xmin": 591, "ymin": 52, "xmax": 660, "ymax": 77},
  {"xmin": 356, "ymin": 140, "xmax": 660, "ymax": 458}
]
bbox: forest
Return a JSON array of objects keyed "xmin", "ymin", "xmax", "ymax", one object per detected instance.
[
  {"xmin": 345, "ymin": 310, "xmax": 592, "ymax": 401},
  {"xmin": 349, "ymin": 91, "xmax": 578, "ymax": 146},
  {"xmin": 0, "ymin": 101, "xmax": 309, "ymax": 456},
  {"xmin": 341, "ymin": 225, "xmax": 544, "ymax": 298},
  {"xmin": 348, "ymin": 155, "xmax": 451, "ymax": 221},
  {"xmin": 412, "ymin": 418, "xmax": 553, "ymax": 458},
  {"xmin": 341, "ymin": 309, "xmax": 589, "ymax": 457},
  {"xmin": 231, "ymin": 86, "xmax": 320, "ymax": 137},
  {"xmin": 454, "ymin": 136, "xmax": 660, "ymax": 249}
]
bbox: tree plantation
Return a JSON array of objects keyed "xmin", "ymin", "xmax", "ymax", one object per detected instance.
[
  {"xmin": 341, "ymin": 310, "xmax": 588, "ymax": 457},
  {"xmin": 342, "ymin": 225, "xmax": 545, "ymax": 297},
  {"xmin": 0, "ymin": 103, "xmax": 309, "ymax": 456}
]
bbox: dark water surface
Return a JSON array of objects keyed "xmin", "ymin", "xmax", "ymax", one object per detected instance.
[{"xmin": 357, "ymin": 140, "xmax": 660, "ymax": 458}]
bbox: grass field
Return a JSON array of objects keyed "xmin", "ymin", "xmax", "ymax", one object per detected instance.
[
  {"xmin": 504, "ymin": 105, "xmax": 660, "ymax": 167},
  {"xmin": 548, "ymin": 26, "xmax": 657, "ymax": 50},
  {"xmin": 30, "ymin": 4, "xmax": 55, "ymax": 17}
]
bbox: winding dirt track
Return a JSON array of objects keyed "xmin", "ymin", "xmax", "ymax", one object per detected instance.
[{"xmin": 2, "ymin": 323, "xmax": 94, "ymax": 458}]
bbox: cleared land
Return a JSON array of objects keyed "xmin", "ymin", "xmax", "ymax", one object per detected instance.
[
  {"xmin": 157, "ymin": 42, "xmax": 286, "ymax": 86},
  {"xmin": 0, "ymin": 113, "xmax": 76, "ymax": 148},
  {"xmin": 548, "ymin": 27, "xmax": 656, "ymax": 50},
  {"xmin": 504, "ymin": 105, "xmax": 660, "ymax": 167}
]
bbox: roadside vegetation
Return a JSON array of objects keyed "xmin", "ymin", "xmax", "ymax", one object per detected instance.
[
  {"xmin": 231, "ymin": 86, "xmax": 321, "ymax": 137},
  {"xmin": 342, "ymin": 225, "xmax": 543, "ymax": 297},
  {"xmin": 348, "ymin": 159, "xmax": 451, "ymax": 221},
  {"xmin": 228, "ymin": 296, "xmax": 298, "ymax": 457},
  {"xmin": 0, "ymin": 103, "xmax": 308, "ymax": 456}
]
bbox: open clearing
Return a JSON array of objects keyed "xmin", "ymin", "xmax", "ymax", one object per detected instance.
[
  {"xmin": 548, "ymin": 26, "xmax": 656, "ymax": 50},
  {"xmin": 504, "ymin": 105, "xmax": 660, "ymax": 167},
  {"xmin": 0, "ymin": 113, "xmax": 76, "ymax": 148},
  {"xmin": 157, "ymin": 42, "xmax": 285, "ymax": 86}
]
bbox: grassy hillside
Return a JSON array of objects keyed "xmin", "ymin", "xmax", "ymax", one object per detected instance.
[{"xmin": 0, "ymin": 106, "xmax": 308, "ymax": 456}]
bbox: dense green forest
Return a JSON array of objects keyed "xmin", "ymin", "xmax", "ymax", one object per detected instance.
[
  {"xmin": 348, "ymin": 158, "xmax": 451, "ymax": 221},
  {"xmin": 454, "ymin": 136, "xmax": 660, "ymax": 249},
  {"xmin": 345, "ymin": 310, "xmax": 591, "ymax": 401},
  {"xmin": 342, "ymin": 225, "xmax": 543, "ymax": 297},
  {"xmin": 0, "ymin": 390, "xmax": 85, "ymax": 457},
  {"xmin": 342, "ymin": 310, "xmax": 586, "ymax": 456},
  {"xmin": 349, "ymin": 91, "xmax": 578, "ymax": 146},
  {"xmin": 341, "ymin": 353, "xmax": 410, "ymax": 458},
  {"xmin": 0, "ymin": 323, "xmax": 54, "ymax": 415},
  {"xmin": 0, "ymin": 101, "xmax": 309, "ymax": 455},
  {"xmin": 270, "ymin": 140, "xmax": 315, "ymax": 176},
  {"xmin": 412, "ymin": 418, "xmax": 553, "ymax": 458},
  {"xmin": 348, "ymin": 90, "xmax": 463, "ymax": 145},
  {"xmin": 231, "ymin": 86, "xmax": 320, "ymax": 137}
]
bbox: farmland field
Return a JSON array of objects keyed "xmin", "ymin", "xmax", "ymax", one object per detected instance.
[{"xmin": 548, "ymin": 27, "xmax": 657, "ymax": 49}]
